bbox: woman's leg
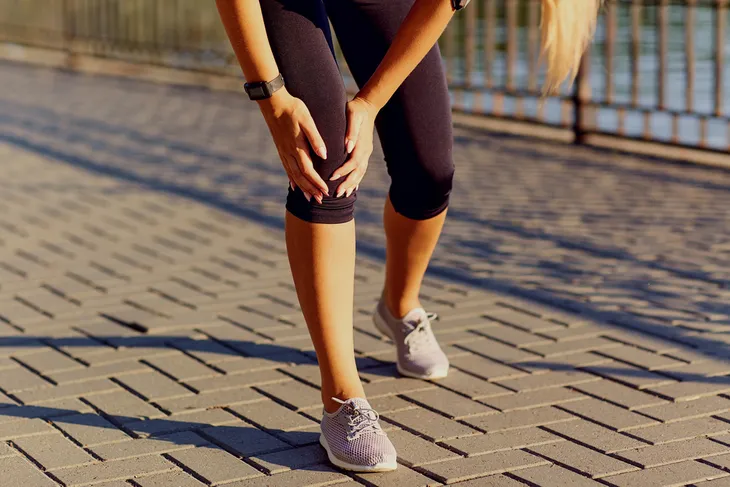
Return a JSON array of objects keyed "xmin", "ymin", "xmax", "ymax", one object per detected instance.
[
  {"xmin": 258, "ymin": 0, "xmax": 364, "ymax": 413},
  {"xmin": 324, "ymin": 0, "xmax": 455, "ymax": 319}
]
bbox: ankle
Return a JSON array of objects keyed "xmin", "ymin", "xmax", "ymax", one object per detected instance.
[
  {"xmin": 322, "ymin": 387, "xmax": 366, "ymax": 414},
  {"xmin": 382, "ymin": 293, "xmax": 421, "ymax": 320}
]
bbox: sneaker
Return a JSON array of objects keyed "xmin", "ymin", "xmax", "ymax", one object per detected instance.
[
  {"xmin": 374, "ymin": 298, "xmax": 450, "ymax": 380},
  {"xmin": 319, "ymin": 397, "xmax": 397, "ymax": 472}
]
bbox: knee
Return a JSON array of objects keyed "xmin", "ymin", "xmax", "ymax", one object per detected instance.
[{"xmin": 390, "ymin": 156, "xmax": 455, "ymax": 221}]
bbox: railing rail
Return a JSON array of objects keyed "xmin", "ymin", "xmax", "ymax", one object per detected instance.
[{"xmin": 0, "ymin": 0, "xmax": 728, "ymax": 155}]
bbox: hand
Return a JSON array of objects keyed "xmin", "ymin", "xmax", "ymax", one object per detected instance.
[
  {"xmin": 330, "ymin": 95, "xmax": 379, "ymax": 198},
  {"xmin": 258, "ymin": 88, "xmax": 329, "ymax": 203}
]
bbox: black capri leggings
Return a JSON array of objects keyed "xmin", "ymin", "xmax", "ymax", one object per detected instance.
[{"xmin": 260, "ymin": 0, "xmax": 455, "ymax": 224}]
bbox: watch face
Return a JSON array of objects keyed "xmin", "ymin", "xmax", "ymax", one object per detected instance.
[{"xmin": 249, "ymin": 85, "xmax": 266, "ymax": 99}]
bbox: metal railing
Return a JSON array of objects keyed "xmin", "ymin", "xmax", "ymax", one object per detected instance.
[{"xmin": 0, "ymin": 0, "xmax": 728, "ymax": 154}]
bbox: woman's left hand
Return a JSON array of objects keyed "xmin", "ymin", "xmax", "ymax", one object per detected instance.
[{"xmin": 330, "ymin": 95, "xmax": 380, "ymax": 198}]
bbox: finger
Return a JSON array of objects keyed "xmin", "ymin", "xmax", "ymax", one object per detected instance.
[
  {"xmin": 294, "ymin": 134, "xmax": 329, "ymax": 194},
  {"xmin": 287, "ymin": 155, "xmax": 320, "ymax": 201},
  {"xmin": 344, "ymin": 111, "xmax": 362, "ymax": 154},
  {"xmin": 294, "ymin": 146, "xmax": 329, "ymax": 196},
  {"xmin": 335, "ymin": 164, "xmax": 365, "ymax": 197},
  {"xmin": 329, "ymin": 158, "xmax": 359, "ymax": 181},
  {"xmin": 300, "ymin": 115, "xmax": 327, "ymax": 160}
]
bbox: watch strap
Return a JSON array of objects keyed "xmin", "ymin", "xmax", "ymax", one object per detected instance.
[{"xmin": 244, "ymin": 73, "xmax": 285, "ymax": 100}]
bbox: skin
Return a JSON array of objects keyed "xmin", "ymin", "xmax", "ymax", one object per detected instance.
[{"xmin": 216, "ymin": 0, "xmax": 455, "ymax": 412}]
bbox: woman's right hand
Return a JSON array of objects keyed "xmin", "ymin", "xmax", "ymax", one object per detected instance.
[{"xmin": 257, "ymin": 88, "xmax": 329, "ymax": 203}]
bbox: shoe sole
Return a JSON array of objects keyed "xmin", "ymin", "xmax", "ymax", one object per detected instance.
[
  {"xmin": 319, "ymin": 433, "xmax": 397, "ymax": 472},
  {"xmin": 373, "ymin": 310, "xmax": 449, "ymax": 381}
]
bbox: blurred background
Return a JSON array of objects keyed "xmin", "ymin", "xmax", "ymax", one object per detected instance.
[{"xmin": 1, "ymin": 0, "xmax": 728, "ymax": 157}]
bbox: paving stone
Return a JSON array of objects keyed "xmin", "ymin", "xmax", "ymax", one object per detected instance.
[
  {"xmin": 512, "ymin": 352, "xmax": 614, "ymax": 372},
  {"xmin": 115, "ymin": 370, "xmax": 194, "ymax": 401},
  {"xmin": 53, "ymin": 413, "xmax": 132, "ymax": 447},
  {"xmin": 220, "ymin": 464, "xmax": 351, "ymax": 487},
  {"xmin": 15, "ymin": 378, "xmax": 120, "ymax": 404},
  {"xmin": 254, "ymin": 380, "xmax": 322, "ymax": 411},
  {"xmin": 481, "ymin": 387, "xmax": 587, "ymax": 412},
  {"xmin": 0, "ymin": 455, "xmax": 57, "ymax": 486},
  {"xmin": 13, "ymin": 432, "xmax": 96, "ymax": 470},
  {"xmin": 447, "ymin": 475, "xmax": 527, "ymax": 486},
  {"xmin": 363, "ymin": 377, "xmax": 436, "ymax": 398},
  {"xmin": 16, "ymin": 348, "xmax": 85, "ymax": 373},
  {"xmin": 435, "ymin": 370, "xmax": 513, "ymax": 399},
  {"xmin": 0, "ymin": 365, "xmax": 51, "ymax": 392},
  {"xmin": 185, "ymin": 370, "xmax": 291, "ymax": 393},
  {"xmin": 249, "ymin": 444, "xmax": 329, "ymax": 474},
  {"xmin": 422, "ymin": 450, "xmax": 549, "ymax": 484},
  {"xmin": 130, "ymin": 470, "xmax": 207, "ymax": 487},
  {"xmin": 571, "ymin": 380, "xmax": 667, "ymax": 410},
  {"xmin": 615, "ymin": 437, "xmax": 728, "ymax": 468},
  {"xmin": 0, "ymin": 417, "xmax": 57, "ymax": 440},
  {"xmin": 483, "ymin": 309, "xmax": 564, "ymax": 332},
  {"xmin": 528, "ymin": 441, "xmax": 638, "ymax": 478},
  {"xmin": 558, "ymin": 398, "xmax": 659, "ymax": 431},
  {"xmin": 144, "ymin": 353, "xmax": 220, "ymax": 381},
  {"xmin": 229, "ymin": 399, "xmax": 317, "ymax": 431},
  {"xmin": 200, "ymin": 424, "xmax": 290, "ymax": 457},
  {"xmin": 636, "ymin": 395, "xmax": 730, "ymax": 422},
  {"xmin": 383, "ymin": 406, "xmax": 480, "ymax": 441},
  {"xmin": 649, "ymin": 378, "xmax": 730, "ymax": 402},
  {"xmin": 387, "ymin": 428, "xmax": 460, "ymax": 467},
  {"xmin": 512, "ymin": 463, "xmax": 605, "ymax": 486},
  {"xmin": 595, "ymin": 345, "xmax": 685, "ymax": 371},
  {"xmin": 168, "ymin": 444, "xmax": 263, "ymax": 484},
  {"xmin": 473, "ymin": 324, "xmax": 553, "ymax": 348},
  {"xmin": 455, "ymin": 338, "xmax": 539, "ymax": 364},
  {"xmin": 47, "ymin": 360, "xmax": 149, "ymax": 384},
  {"xmin": 463, "ymin": 406, "xmax": 576, "ymax": 433},
  {"xmin": 125, "ymin": 408, "xmax": 242, "ymax": 437},
  {"xmin": 442, "ymin": 427, "xmax": 563, "ymax": 456},
  {"xmin": 403, "ymin": 388, "xmax": 495, "ymax": 419},
  {"xmin": 603, "ymin": 460, "xmax": 727, "ymax": 486},
  {"xmin": 448, "ymin": 354, "xmax": 527, "ymax": 382},
  {"xmin": 354, "ymin": 465, "xmax": 441, "ymax": 486},
  {"xmin": 496, "ymin": 370, "xmax": 600, "ymax": 392},
  {"xmin": 83, "ymin": 389, "xmax": 166, "ymax": 424},
  {"xmin": 625, "ymin": 417, "xmax": 730, "ymax": 445},
  {"xmin": 53, "ymin": 455, "xmax": 177, "ymax": 486},
  {"xmin": 155, "ymin": 387, "xmax": 266, "ymax": 414},
  {"xmin": 543, "ymin": 419, "xmax": 646, "ymax": 453},
  {"xmin": 524, "ymin": 337, "xmax": 622, "ymax": 358},
  {"xmin": 91, "ymin": 431, "xmax": 208, "ymax": 460}
]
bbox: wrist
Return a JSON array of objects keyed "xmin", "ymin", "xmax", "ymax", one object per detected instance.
[
  {"xmin": 256, "ymin": 87, "xmax": 290, "ymax": 115},
  {"xmin": 354, "ymin": 91, "xmax": 382, "ymax": 114}
]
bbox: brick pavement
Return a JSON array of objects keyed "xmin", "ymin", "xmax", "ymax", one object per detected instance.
[{"xmin": 1, "ymin": 61, "xmax": 730, "ymax": 486}]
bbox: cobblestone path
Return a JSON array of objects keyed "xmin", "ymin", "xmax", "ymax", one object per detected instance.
[{"xmin": 2, "ymin": 61, "xmax": 730, "ymax": 486}]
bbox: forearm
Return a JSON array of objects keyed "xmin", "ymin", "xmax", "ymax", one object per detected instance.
[
  {"xmin": 215, "ymin": 0, "xmax": 279, "ymax": 88},
  {"xmin": 357, "ymin": 0, "xmax": 455, "ymax": 110}
]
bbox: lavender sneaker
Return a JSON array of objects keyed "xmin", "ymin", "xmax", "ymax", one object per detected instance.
[
  {"xmin": 319, "ymin": 397, "xmax": 397, "ymax": 472},
  {"xmin": 374, "ymin": 298, "xmax": 449, "ymax": 380}
]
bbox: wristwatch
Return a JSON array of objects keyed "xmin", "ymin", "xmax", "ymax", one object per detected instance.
[
  {"xmin": 451, "ymin": 0, "xmax": 471, "ymax": 10},
  {"xmin": 244, "ymin": 73, "xmax": 285, "ymax": 100}
]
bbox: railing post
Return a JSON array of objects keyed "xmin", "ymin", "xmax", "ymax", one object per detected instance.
[
  {"xmin": 573, "ymin": 45, "xmax": 592, "ymax": 145},
  {"xmin": 61, "ymin": 0, "xmax": 77, "ymax": 69}
]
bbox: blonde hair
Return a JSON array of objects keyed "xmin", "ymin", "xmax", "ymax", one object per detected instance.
[{"xmin": 541, "ymin": 0, "xmax": 602, "ymax": 93}]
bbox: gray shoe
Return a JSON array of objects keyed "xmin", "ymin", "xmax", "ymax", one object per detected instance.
[
  {"xmin": 374, "ymin": 299, "xmax": 450, "ymax": 380},
  {"xmin": 319, "ymin": 397, "xmax": 397, "ymax": 472}
]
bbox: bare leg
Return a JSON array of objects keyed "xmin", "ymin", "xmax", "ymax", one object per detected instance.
[
  {"xmin": 383, "ymin": 195, "xmax": 448, "ymax": 318},
  {"xmin": 285, "ymin": 212, "xmax": 365, "ymax": 413}
]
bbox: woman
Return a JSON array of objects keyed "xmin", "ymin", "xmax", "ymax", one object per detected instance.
[{"xmin": 216, "ymin": 0, "xmax": 600, "ymax": 472}]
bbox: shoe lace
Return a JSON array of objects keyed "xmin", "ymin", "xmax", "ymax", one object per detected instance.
[
  {"xmin": 403, "ymin": 312, "xmax": 439, "ymax": 354},
  {"xmin": 332, "ymin": 398, "xmax": 385, "ymax": 441}
]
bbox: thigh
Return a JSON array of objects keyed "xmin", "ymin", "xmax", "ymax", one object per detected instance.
[
  {"xmin": 323, "ymin": 0, "xmax": 453, "ymax": 183},
  {"xmin": 259, "ymin": 0, "xmax": 349, "ymax": 184}
]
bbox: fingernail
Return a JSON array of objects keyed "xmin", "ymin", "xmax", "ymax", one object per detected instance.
[
  {"xmin": 303, "ymin": 191, "xmax": 312, "ymax": 202},
  {"xmin": 290, "ymin": 182, "xmax": 295, "ymax": 191},
  {"xmin": 330, "ymin": 173, "xmax": 339, "ymax": 181},
  {"xmin": 346, "ymin": 140, "xmax": 355, "ymax": 154},
  {"xmin": 315, "ymin": 195, "xmax": 323, "ymax": 204},
  {"xmin": 346, "ymin": 188, "xmax": 353, "ymax": 198},
  {"xmin": 318, "ymin": 146, "xmax": 327, "ymax": 159},
  {"xmin": 336, "ymin": 189, "xmax": 344, "ymax": 198}
]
